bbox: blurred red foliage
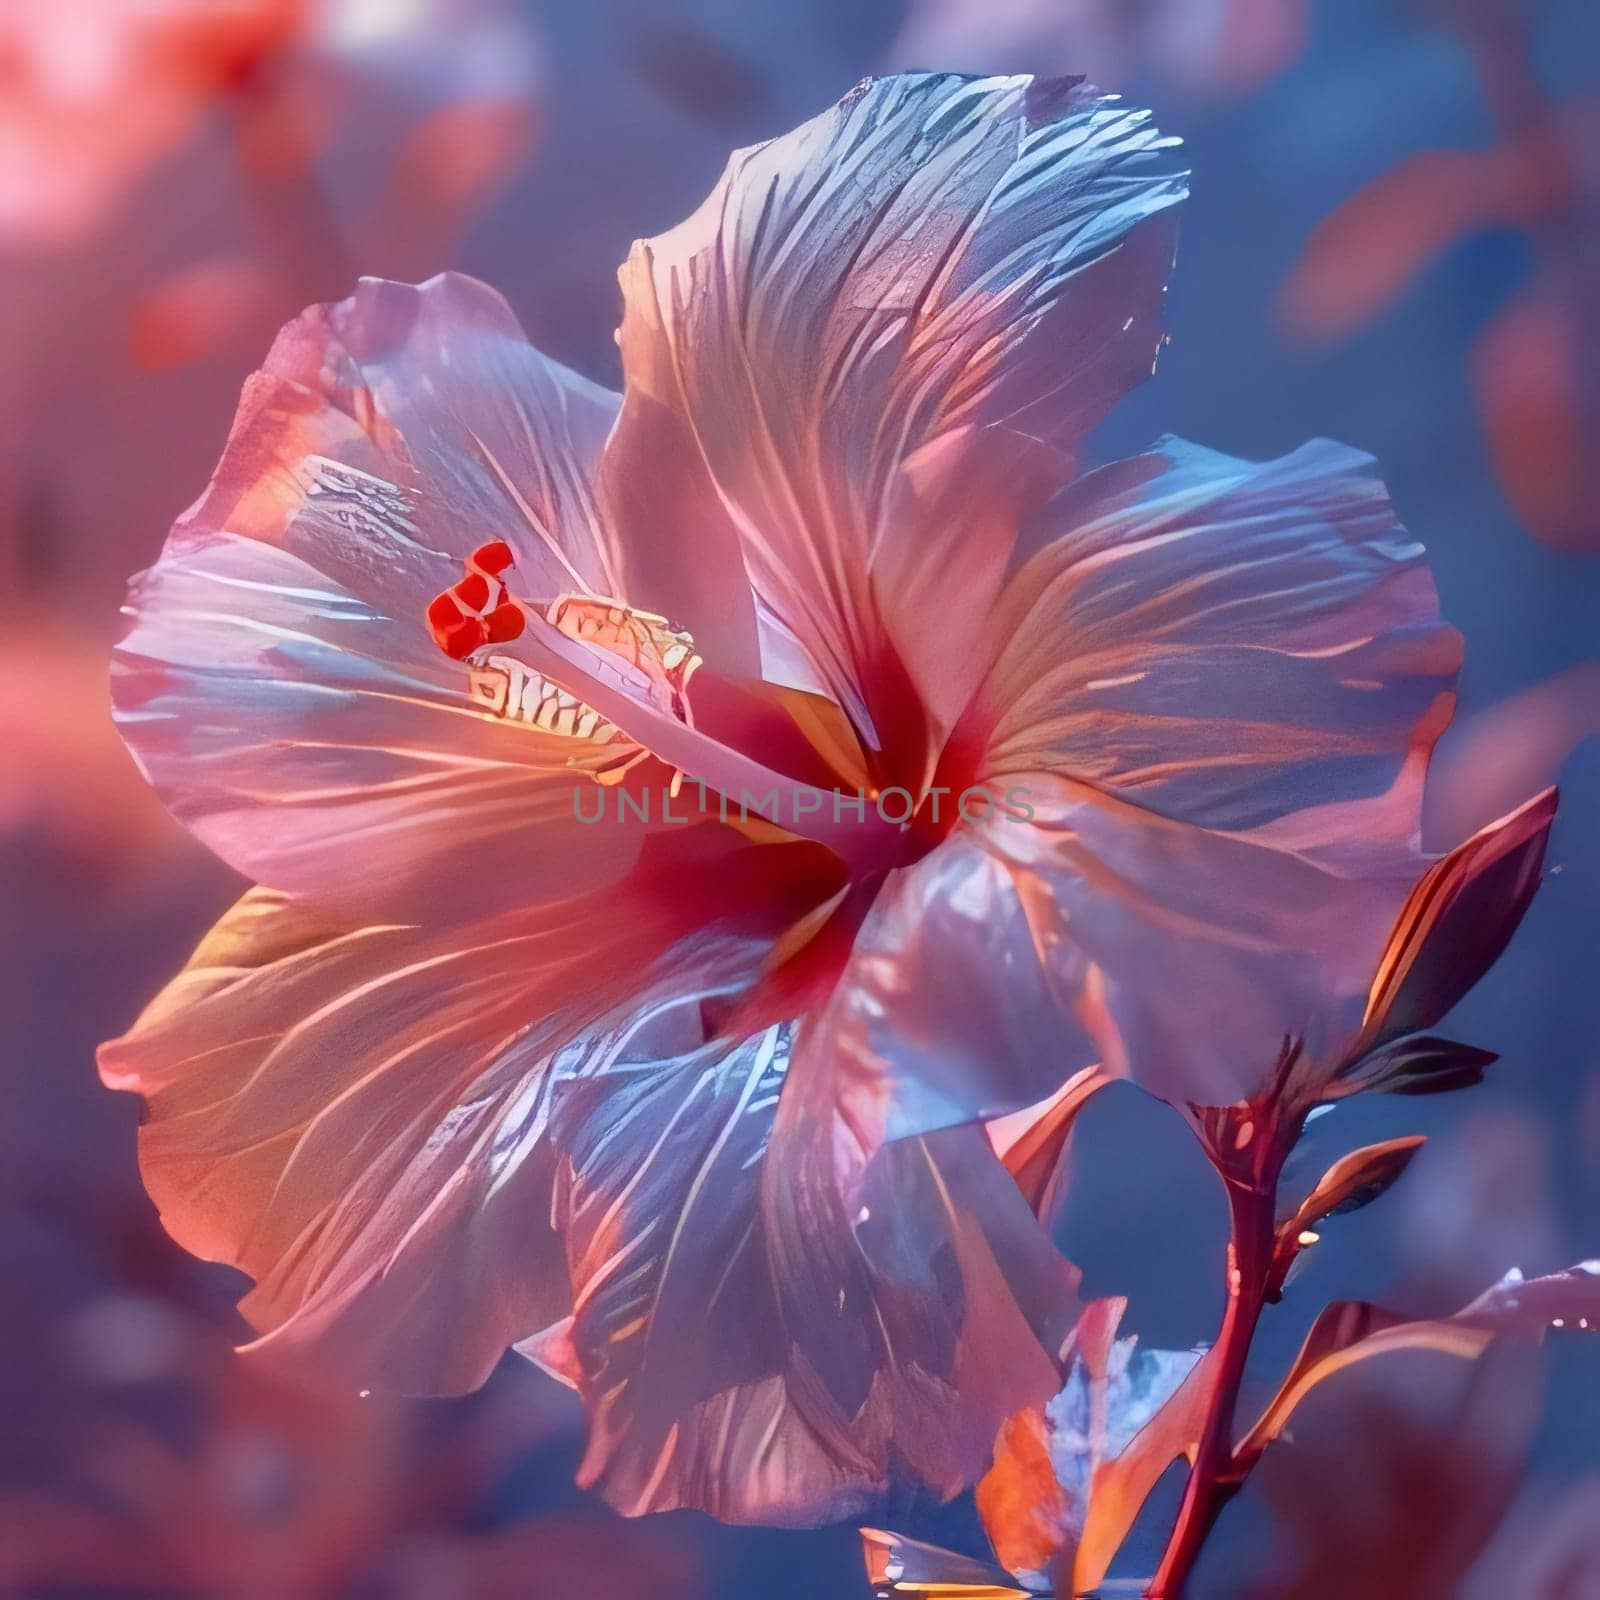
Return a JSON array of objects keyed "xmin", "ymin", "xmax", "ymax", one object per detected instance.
[
  {"xmin": 1425, "ymin": 661, "xmax": 1600, "ymax": 848},
  {"xmin": 890, "ymin": 0, "xmax": 1307, "ymax": 100},
  {"xmin": 1279, "ymin": 7, "xmax": 1599, "ymax": 555}
]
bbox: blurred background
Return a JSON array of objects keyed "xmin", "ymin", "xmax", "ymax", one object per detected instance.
[{"xmin": 2, "ymin": 0, "xmax": 1596, "ymax": 1594}]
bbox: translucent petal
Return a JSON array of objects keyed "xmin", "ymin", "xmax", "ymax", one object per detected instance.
[
  {"xmin": 198, "ymin": 272, "xmax": 622, "ymax": 607},
  {"xmin": 115, "ymin": 273, "xmax": 639, "ymax": 919},
  {"xmin": 979, "ymin": 437, "xmax": 1461, "ymax": 847},
  {"xmin": 978, "ymin": 1299, "xmax": 1204, "ymax": 1588},
  {"xmin": 978, "ymin": 778, "xmax": 1402, "ymax": 1105},
  {"xmin": 548, "ymin": 1011, "xmax": 1081, "ymax": 1523},
  {"xmin": 96, "ymin": 838, "xmax": 833, "ymax": 1392},
  {"xmin": 608, "ymin": 72, "xmax": 1185, "ymax": 746},
  {"xmin": 115, "ymin": 530, "xmax": 647, "ymax": 920},
  {"xmin": 98, "ymin": 888, "xmax": 583, "ymax": 1392}
]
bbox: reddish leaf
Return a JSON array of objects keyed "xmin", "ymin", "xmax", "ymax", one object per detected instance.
[
  {"xmin": 977, "ymin": 1298, "xmax": 1127, "ymax": 1585},
  {"xmin": 1292, "ymin": 1136, "xmax": 1426, "ymax": 1227},
  {"xmin": 1361, "ymin": 789, "xmax": 1557, "ymax": 1046},
  {"xmin": 1460, "ymin": 1477, "xmax": 1600, "ymax": 1598},
  {"xmin": 977, "ymin": 1405, "xmax": 1070, "ymax": 1585},
  {"xmin": 1243, "ymin": 1329, "xmax": 1538, "ymax": 1599},
  {"xmin": 1069, "ymin": 1335, "xmax": 1217, "ymax": 1592},
  {"xmin": 858, "ymin": 1528, "xmax": 1028, "ymax": 1598},
  {"xmin": 1269, "ymin": 1137, "xmax": 1427, "ymax": 1299},
  {"xmin": 1472, "ymin": 278, "xmax": 1600, "ymax": 557},
  {"xmin": 1454, "ymin": 1261, "xmax": 1600, "ymax": 1334},
  {"xmin": 1241, "ymin": 1261, "xmax": 1600, "ymax": 1462},
  {"xmin": 1339, "ymin": 1035, "xmax": 1497, "ymax": 1098},
  {"xmin": 129, "ymin": 257, "xmax": 279, "ymax": 370},
  {"xmin": 1426, "ymin": 663, "xmax": 1600, "ymax": 846}
]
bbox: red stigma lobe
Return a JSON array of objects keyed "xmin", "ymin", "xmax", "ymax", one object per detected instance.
[{"xmin": 426, "ymin": 540, "xmax": 526, "ymax": 660}]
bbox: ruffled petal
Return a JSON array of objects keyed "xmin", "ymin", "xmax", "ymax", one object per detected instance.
[
  {"xmin": 97, "ymin": 838, "xmax": 836, "ymax": 1394},
  {"xmin": 607, "ymin": 72, "xmax": 1185, "ymax": 746},
  {"xmin": 801, "ymin": 772, "xmax": 1401, "ymax": 1123},
  {"xmin": 975, "ymin": 779, "xmax": 1406, "ymax": 1105},
  {"xmin": 921, "ymin": 436, "xmax": 1463, "ymax": 1106},
  {"xmin": 975, "ymin": 437, "xmax": 1462, "ymax": 849},
  {"xmin": 188, "ymin": 272, "xmax": 621, "ymax": 609},
  {"xmin": 821, "ymin": 782, "xmax": 1403, "ymax": 1114},
  {"xmin": 114, "ymin": 274, "xmax": 644, "ymax": 918},
  {"xmin": 98, "ymin": 889, "xmax": 574, "ymax": 1392},
  {"xmin": 802, "ymin": 834, "xmax": 1093, "ymax": 1143},
  {"xmin": 549, "ymin": 1009, "xmax": 1080, "ymax": 1524},
  {"xmin": 115, "ymin": 529, "xmax": 650, "ymax": 919}
]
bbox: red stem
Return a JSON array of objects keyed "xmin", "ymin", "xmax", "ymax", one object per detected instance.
[{"xmin": 1146, "ymin": 1174, "xmax": 1278, "ymax": 1598}]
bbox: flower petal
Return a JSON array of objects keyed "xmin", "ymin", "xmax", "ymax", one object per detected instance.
[
  {"xmin": 97, "ymin": 839, "xmax": 833, "ymax": 1394},
  {"xmin": 813, "ymin": 835, "xmax": 1095, "ymax": 1145},
  {"xmin": 113, "ymin": 274, "xmax": 652, "ymax": 917},
  {"xmin": 549, "ymin": 1011, "xmax": 1080, "ymax": 1523},
  {"xmin": 608, "ymin": 72, "xmax": 1185, "ymax": 744},
  {"xmin": 977, "ymin": 779, "xmax": 1407, "ymax": 1105},
  {"xmin": 190, "ymin": 272, "xmax": 621, "ymax": 609},
  {"xmin": 936, "ymin": 436, "xmax": 1465, "ymax": 1105},
  {"xmin": 976, "ymin": 437, "xmax": 1462, "ymax": 849},
  {"xmin": 98, "ymin": 888, "xmax": 577, "ymax": 1392},
  {"xmin": 801, "ymin": 765, "xmax": 1409, "ymax": 1123},
  {"xmin": 115, "ymin": 529, "xmax": 647, "ymax": 919},
  {"xmin": 987, "ymin": 1066, "xmax": 1110, "ymax": 1223}
]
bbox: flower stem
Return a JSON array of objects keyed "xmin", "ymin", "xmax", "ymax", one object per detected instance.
[{"xmin": 1146, "ymin": 1173, "xmax": 1278, "ymax": 1597}]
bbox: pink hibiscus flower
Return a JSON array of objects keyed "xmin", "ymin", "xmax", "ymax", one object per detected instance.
[{"xmin": 100, "ymin": 73, "xmax": 1460, "ymax": 1524}]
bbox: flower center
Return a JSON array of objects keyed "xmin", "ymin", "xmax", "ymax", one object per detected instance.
[
  {"xmin": 425, "ymin": 543, "xmax": 901, "ymax": 870},
  {"xmin": 426, "ymin": 540, "xmax": 701, "ymax": 786}
]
